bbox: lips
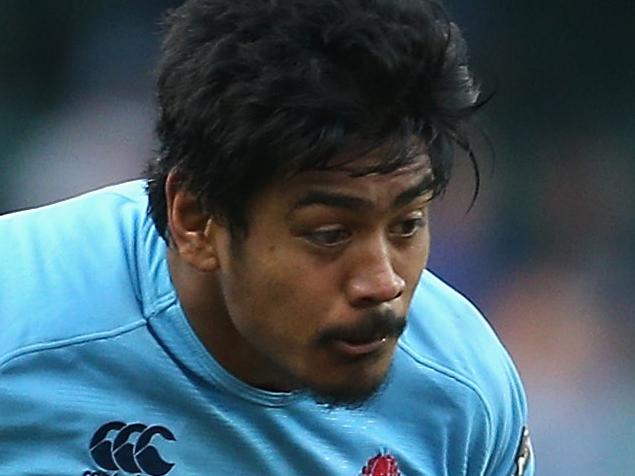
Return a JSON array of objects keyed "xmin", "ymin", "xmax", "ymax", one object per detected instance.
[
  {"xmin": 331, "ymin": 336, "xmax": 388, "ymax": 357},
  {"xmin": 318, "ymin": 309, "xmax": 407, "ymax": 358}
]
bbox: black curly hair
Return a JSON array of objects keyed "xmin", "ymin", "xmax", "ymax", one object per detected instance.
[{"xmin": 146, "ymin": 0, "xmax": 485, "ymax": 240}]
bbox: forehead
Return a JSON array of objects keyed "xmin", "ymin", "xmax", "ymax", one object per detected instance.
[
  {"xmin": 290, "ymin": 153, "xmax": 430, "ymax": 191},
  {"xmin": 271, "ymin": 153, "xmax": 434, "ymax": 214}
]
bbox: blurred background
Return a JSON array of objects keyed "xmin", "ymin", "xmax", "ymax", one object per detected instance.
[{"xmin": 1, "ymin": 0, "xmax": 633, "ymax": 473}]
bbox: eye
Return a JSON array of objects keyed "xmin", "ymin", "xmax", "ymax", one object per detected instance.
[
  {"xmin": 390, "ymin": 216, "xmax": 426, "ymax": 238},
  {"xmin": 304, "ymin": 227, "xmax": 351, "ymax": 247}
]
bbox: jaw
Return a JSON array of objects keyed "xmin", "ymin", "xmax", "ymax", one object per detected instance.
[
  {"xmin": 306, "ymin": 358, "xmax": 395, "ymax": 409},
  {"xmin": 295, "ymin": 341, "xmax": 397, "ymax": 408}
]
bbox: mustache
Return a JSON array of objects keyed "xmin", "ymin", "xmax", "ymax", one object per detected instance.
[{"xmin": 317, "ymin": 308, "xmax": 407, "ymax": 346}]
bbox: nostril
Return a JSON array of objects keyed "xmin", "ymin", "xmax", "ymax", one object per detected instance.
[{"xmin": 347, "ymin": 272, "xmax": 405, "ymax": 306}]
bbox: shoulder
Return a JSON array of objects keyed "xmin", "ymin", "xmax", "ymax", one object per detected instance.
[
  {"xmin": 0, "ymin": 180, "xmax": 159, "ymax": 368},
  {"xmin": 399, "ymin": 270, "xmax": 531, "ymax": 475},
  {"xmin": 402, "ymin": 270, "xmax": 522, "ymax": 392}
]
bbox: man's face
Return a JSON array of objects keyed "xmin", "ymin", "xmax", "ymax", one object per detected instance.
[{"xmin": 212, "ymin": 155, "xmax": 432, "ymax": 406}]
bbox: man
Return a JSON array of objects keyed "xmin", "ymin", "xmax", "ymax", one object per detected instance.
[{"xmin": 0, "ymin": 0, "xmax": 533, "ymax": 474}]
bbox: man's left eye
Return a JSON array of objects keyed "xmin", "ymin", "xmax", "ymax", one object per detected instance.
[
  {"xmin": 390, "ymin": 217, "xmax": 426, "ymax": 238},
  {"xmin": 305, "ymin": 227, "xmax": 352, "ymax": 247}
]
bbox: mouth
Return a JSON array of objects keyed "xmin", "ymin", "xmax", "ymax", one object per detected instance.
[
  {"xmin": 331, "ymin": 336, "xmax": 389, "ymax": 357},
  {"xmin": 318, "ymin": 309, "xmax": 406, "ymax": 360}
]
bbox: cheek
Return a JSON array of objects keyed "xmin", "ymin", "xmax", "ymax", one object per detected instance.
[
  {"xmin": 221, "ymin": 251, "xmax": 330, "ymax": 354},
  {"xmin": 388, "ymin": 234, "xmax": 430, "ymax": 313},
  {"xmin": 400, "ymin": 229, "xmax": 431, "ymax": 286}
]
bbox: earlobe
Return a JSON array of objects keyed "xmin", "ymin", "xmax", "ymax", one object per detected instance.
[{"xmin": 165, "ymin": 171, "xmax": 220, "ymax": 271}]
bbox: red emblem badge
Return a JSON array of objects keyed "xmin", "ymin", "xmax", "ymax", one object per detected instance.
[{"xmin": 360, "ymin": 453, "xmax": 401, "ymax": 476}]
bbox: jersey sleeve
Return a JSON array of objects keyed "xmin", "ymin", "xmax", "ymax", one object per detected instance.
[
  {"xmin": 482, "ymin": 352, "xmax": 535, "ymax": 476},
  {"xmin": 405, "ymin": 272, "xmax": 535, "ymax": 476}
]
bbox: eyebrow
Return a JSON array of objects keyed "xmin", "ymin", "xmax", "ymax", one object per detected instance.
[
  {"xmin": 290, "ymin": 174, "xmax": 434, "ymax": 213},
  {"xmin": 393, "ymin": 174, "xmax": 435, "ymax": 208}
]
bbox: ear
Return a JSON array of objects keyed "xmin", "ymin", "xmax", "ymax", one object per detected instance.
[{"xmin": 165, "ymin": 171, "xmax": 221, "ymax": 272}]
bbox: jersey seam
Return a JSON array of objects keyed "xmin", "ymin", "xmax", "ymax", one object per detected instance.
[
  {"xmin": 397, "ymin": 340, "xmax": 493, "ymax": 473},
  {"xmin": 145, "ymin": 290, "xmax": 179, "ymax": 320},
  {"xmin": 0, "ymin": 319, "xmax": 147, "ymax": 370}
]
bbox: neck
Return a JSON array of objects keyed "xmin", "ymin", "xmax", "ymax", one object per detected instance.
[{"xmin": 166, "ymin": 248, "xmax": 295, "ymax": 392}]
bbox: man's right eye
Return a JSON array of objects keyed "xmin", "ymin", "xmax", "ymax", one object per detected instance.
[{"xmin": 304, "ymin": 227, "xmax": 351, "ymax": 247}]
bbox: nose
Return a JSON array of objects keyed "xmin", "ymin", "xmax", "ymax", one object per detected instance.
[{"xmin": 345, "ymin": 239, "xmax": 405, "ymax": 307}]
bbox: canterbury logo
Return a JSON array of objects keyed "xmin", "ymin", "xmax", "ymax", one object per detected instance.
[{"xmin": 89, "ymin": 421, "xmax": 176, "ymax": 476}]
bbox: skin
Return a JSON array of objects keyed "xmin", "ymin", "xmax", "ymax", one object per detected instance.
[{"xmin": 166, "ymin": 153, "xmax": 433, "ymax": 406}]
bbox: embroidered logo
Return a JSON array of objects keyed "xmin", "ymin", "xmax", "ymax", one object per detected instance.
[
  {"xmin": 360, "ymin": 453, "xmax": 401, "ymax": 476},
  {"xmin": 89, "ymin": 421, "xmax": 176, "ymax": 476},
  {"xmin": 513, "ymin": 426, "xmax": 533, "ymax": 476}
]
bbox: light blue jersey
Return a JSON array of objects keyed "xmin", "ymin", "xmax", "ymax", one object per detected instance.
[{"xmin": 0, "ymin": 181, "xmax": 533, "ymax": 476}]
